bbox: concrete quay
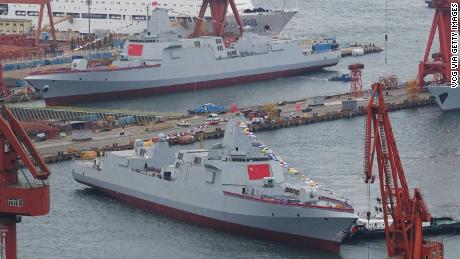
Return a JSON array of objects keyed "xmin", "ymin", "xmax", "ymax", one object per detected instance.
[{"xmin": 34, "ymin": 86, "xmax": 434, "ymax": 164}]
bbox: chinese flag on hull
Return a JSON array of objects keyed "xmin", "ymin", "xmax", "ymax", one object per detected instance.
[
  {"xmin": 247, "ymin": 164, "xmax": 271, "ymax": 180},
  {"xmin": 128, "ymin": 44, "xmax": 144, "ymax": 56}
]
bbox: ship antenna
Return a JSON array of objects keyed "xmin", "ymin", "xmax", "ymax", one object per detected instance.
[{"xmin": 147, "ymin": 4, "xmax": 150, "ymax": 32}]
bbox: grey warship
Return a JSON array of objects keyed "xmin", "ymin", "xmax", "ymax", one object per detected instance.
[{"xmin": 71, "ymin": 116, "xmax": 357, "ymax": 252}]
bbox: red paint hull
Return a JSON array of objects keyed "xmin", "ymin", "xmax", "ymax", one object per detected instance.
[
  {"xmin": 75, "ymin": 179, "xmax": 341, "ymax": 253},
  {"xmin": 44, "ymin": 65, "xmax": 333, "ymax": 106}
]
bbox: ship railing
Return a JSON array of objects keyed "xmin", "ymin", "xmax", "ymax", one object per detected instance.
[
  {"xmin": 0, "ymin": 47, "xmax": 119, "ymax": 69},
  {"xmin": 74, "ymin": 158, "xmax": 104, "ymax": 171},
  {"xmin": 318, "ymin": 195, "xmax": 353, "ymax": 210}
]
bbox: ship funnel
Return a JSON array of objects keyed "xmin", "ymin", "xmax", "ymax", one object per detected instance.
[
  {"xmin": 148, "ymin": 135, "xmax": 174, "ymax": 168},
  {"xmin": 222, "ymin": 116, "xmax": 254, "ymax": 153},
  {"xmin": 147, "ymin": 8, "xmax": 178, "ymax": 41}
]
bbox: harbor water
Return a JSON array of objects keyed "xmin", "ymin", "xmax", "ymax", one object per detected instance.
[
  {"xmin": 17, "ymin": 0, "xmax": 460, "ymax": 258},
  {"xmin": 18, "ymin": 107, "xmax": 460, "ymax": 259},
  {"xmin": 77, "ymin": 0, "xmax": 432, "ymax": 113}
]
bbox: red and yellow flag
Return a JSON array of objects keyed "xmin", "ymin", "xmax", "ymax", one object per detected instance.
[
  {"xmin": 128, "ymin": 44, "xmax": 144, "ymax": 56},
  {"xmin": 247, "ymin": 164, "xmax": 270, "ymax": 180}
]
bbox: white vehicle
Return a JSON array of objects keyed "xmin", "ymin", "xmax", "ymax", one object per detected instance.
[
  {"xmin": 207, "ymin": 113, "xmax": 221, "ymax": 121},
  {"xmin": 251, "ymin": 117, "xmax": 264, "ymax": 124},
  {"xmin": 177, "ymin": 120, "xmax": 191, "ymax": 127}
]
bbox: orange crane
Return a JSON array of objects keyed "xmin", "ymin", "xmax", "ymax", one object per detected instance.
[
  {"xmin": 349, "ymin": 63, "xmax": 364, "ymax": 98},
  {"xmin": 364, "ymin": 82, "xmax": 443, "ymax": 259},
  {"xmin": 0, "ymin": 105, "xmax": 51, "ymax": 259},
  {"xmin": 417, "ymin": 0, "xmax": 459, "ymax": 89},
  {"xmin": 0, "ymin": 0, "xmax": 57, "ymax": 47},
  {"xmin": 192, "ymin": 0, "xmax": 244, "ymax": 38}
]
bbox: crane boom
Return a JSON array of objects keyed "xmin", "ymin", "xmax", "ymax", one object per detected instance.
[
  {"xmin": 0, "ymin": 105, "xmax": 51, "ymax": 258},
  {"xmin": 417, "ymin": 0, "xmax": 459, "ymax": 88},
  {"xmin": 0, "ymin": 0, "xmax": 57, "ymax": 47},
  {"xmin": 364, "ymin": 83, "xmax": 443, "ymax": 259},
  {"xmin": 192, "ymin": 0, "xmax": 244, "ymax": 38}
]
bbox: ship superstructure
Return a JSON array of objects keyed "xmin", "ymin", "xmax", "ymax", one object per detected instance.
[
  {"xmin": 0, "ymin": 0, "xmax": 296, "ymax": 35},
  {"xmin": 71, "ymin": 116, "xmax": 357, "ymax": 252},
  {"xmin": 25, "ymin": 8, "xmax": 340, "ymax": 105}
]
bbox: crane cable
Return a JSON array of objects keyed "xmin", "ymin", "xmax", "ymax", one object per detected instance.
[{"xmin": 384, "ymin": 0, "xmax": 388, "ymax": 64}]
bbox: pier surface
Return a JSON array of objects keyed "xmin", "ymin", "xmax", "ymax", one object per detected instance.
[{"xmin": 26, "ymin": 86, "xmax": 434, "ymax": 163}]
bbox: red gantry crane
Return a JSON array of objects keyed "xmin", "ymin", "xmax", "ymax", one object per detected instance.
[
  {"xmin": 349, "ymin": 63, "xmax": 364, "ymax": 98},
  {"xmin": 192, "ymin": 0, "xmax": 244, "ymax": 38},
  {"xmin": 364, "ymin": 82, "xmax": 443, "ymax": 259},
  {"xmin": 417, "ymin": 0, "xmax": 459, "ymax": 89},
  {"xmin": 0, "ymin": 0, "xmax": 57, "ymax": 47},
  {"xmin": 0, "ymin": 105, "xmax": 50, "ymax": 259}
]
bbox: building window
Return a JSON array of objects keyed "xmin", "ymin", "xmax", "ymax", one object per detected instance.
[
  {"xmin": 132, "ymin": 15, "xmax": 146, "ymax": 21},
  {"xmin": 109, "ymin": 14, "xmax": 122, "ymax": 20},
  {"xmin": 66, "ymin": 12, "xmax": 80, "ymax": 18},
  {"xmin": 27, "ymin": 11, "xmax": 39, "ymax": 16},
  {"xmin": 53, "ymin": 12, "xmax": 65, "ymax": 17},
  {"xmin": 15, "ymin": 10, "xmax": 26, "ymax": 16},
  {"xmin": 82, "ymin": 13, "xmax": 107, "ymax": 19}
]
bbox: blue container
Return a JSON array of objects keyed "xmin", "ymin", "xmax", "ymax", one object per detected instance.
[
  {"xmin": 40, "ymin": 32, "xmax": 49, "ymax": 41},
  {"xmin": 312, "ymin": 43, "xmax": 332, "ymax": 53},
  {"xmin": 24, "ymin": 62, "xmax": 33, "ymax": 68},
  {"xmin": 192, "ymin": 103, "xmax": 226, "ymax": 114},
  {"xmin": 16, "ymin": 80, "xmax": 26, "ymax": 87},
  {"xmin": 79, "ymin": 114, "xmax": 99, "ymax": 122},
  {"xmin": 117, "ymin": 115, "xmax": 135, "ymax": 126},
  {"xmin": 112, "ymin": 40, "xmax": 125, "ymax": 49},
  {"xmin": 4, "ymin": 64, "xmax": 15, "ymax": 71},
  {"xmin": 17, "ymin": 63, "xmax": 28, "ymax": 69},
  {"xmin": 33, "ymin": 60, "xmax": 45, "ymax": 66}
]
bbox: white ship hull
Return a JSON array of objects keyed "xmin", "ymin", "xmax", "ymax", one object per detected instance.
[
  {"xmin": 427, "ymin": 85, "xmax": 460, "ymax": 111},
  {"xmin": 0, "ymin": 2, "xmax": 296, "ymax": 35}
]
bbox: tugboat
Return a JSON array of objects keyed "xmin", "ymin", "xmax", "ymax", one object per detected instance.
[
  {"xmin": 345, "ymin": 198, "xmax": 460, "ymax": 240},
  {"xmin": 71, "ymin": 115, "xmax": 357, "ymax": 252},
  {"xmin": 328, "ymin": 70, "xmax": 351, "ymax": 82}
]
